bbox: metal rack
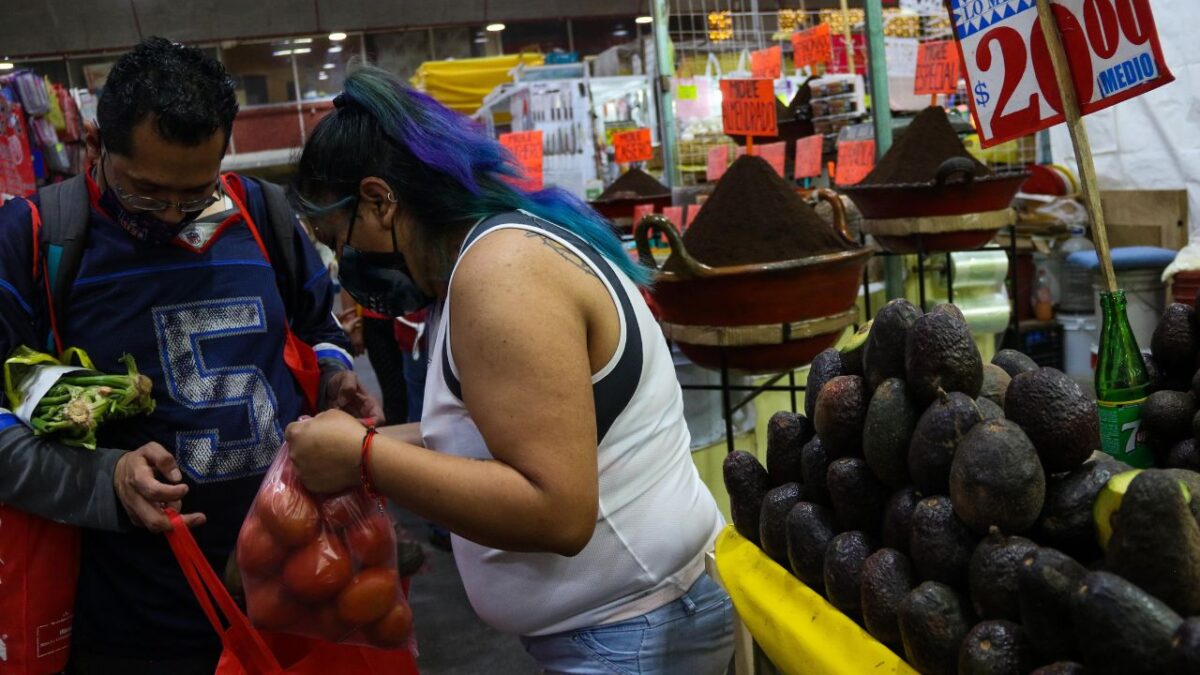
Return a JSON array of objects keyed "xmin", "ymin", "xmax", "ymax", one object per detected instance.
[{"xmin": 677, "ymin": 223, "xmax": 1020, "ymax": 454}]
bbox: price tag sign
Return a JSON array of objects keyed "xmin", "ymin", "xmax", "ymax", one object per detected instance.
[
  {"xmin": 707, "ymin": 145, "xmax": 730, "ymax": 182},
  {"xmin": 830, "ymin": 34, "xmax": 868, "ymax": 75},
  {"xmin": 751, "ymin": 45, "xmax": 783, "ymax": 79},
  {"xmin": 683, "ymin": 205, "xmax": 699, "ymax": 230},
  {"xmin": 794, "ymin": 135, "xmax": 825, "ymax": 179},
  {"xmin": 950, "ymin": 0, "xmax": 1174, "ymax": 148},
  {"xmin": 613, "ymin": 128, "xmax": 653, "ymax": 164},
  {"xmin": 662, "ymin": 206, "xmax": 685, "ymax": 230},
  {"xmin": 834, "ymin": 125, "xmax": 877, "ymax": 186},
  {"xmin": 632, "ymin": 203, "xmax": 656, "ymax": 226},
  {"xmin": 719, "ymin": 79, "xmax": 778, "ymax": 137},
  {"xmin": 738, "ymin": 141, "xmax": 787, "ymax": 177},
  {"xmin": 792, "ymin": 24, "xmax": 833, "ymax": 69},
  {"xmin": 914, "ymin": 40, "xmax": 963, "ymax": 94},
  {"xmin": 498, "ymin": 130, "xmax": 544, "ymax": 191}
]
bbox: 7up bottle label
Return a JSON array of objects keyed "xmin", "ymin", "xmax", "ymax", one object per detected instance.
[{"xmin": 1097, "ymin": 398, "xmax": 1153, "ymax": 468}]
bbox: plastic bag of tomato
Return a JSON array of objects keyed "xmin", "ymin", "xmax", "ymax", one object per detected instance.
[{"xmin": 237, "ymin": 440, "xmax": 413, "ymax": 651}]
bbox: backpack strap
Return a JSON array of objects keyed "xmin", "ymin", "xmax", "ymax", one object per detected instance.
[
  {"xmin": 241, "ymin": 176, "xmax": 302, "ymax": 317},
  {"xmin": 30, "ymin": 175, "xmax": 90, "ymax": 355}
]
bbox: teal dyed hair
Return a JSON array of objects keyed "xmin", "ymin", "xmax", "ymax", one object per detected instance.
[{"xmin": 295, "ymin": 65, "xmax": 651, "ymax": 285}]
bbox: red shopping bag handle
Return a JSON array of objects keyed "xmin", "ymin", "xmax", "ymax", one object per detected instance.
[{"xmin": 164, "ymin": 509, "xmax": 283, "ymax": 674}]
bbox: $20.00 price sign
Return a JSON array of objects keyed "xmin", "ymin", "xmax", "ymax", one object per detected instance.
[{"xmin": 950, "ymin": 0, "xmax": 1173, "ymax": 147}]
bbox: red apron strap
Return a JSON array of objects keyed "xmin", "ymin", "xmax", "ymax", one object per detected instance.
[
  {"xmin": 163, "ymin": 510, "xmax": 283, "ymax": 674},
  {"xmin": 218, "ymin": 174, "xmax": 322, "ymax": 413}
]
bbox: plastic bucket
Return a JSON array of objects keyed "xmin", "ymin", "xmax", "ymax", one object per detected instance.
[
  {"xmin": 1059, "ymin": 312, "xmax": 1098, "ymax": 377},
  {"xmin": 1093, "ymin": 269, "xmax": 1165, "ymax": 352},
  {"xmin": 1171, "ymin": 270, "xmax": 1200, "ymax": 306}
]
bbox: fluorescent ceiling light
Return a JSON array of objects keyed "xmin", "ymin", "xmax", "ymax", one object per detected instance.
[
  {"xmin": 293, "ymin": 37, "xmax": 313, "ymax": 44},
  {"xmin": 486, "ymin": 23, "xmax": 506, "ymax": 32},
  {"xmin": 474, "ymin": 37, "xmax": 488, "ymax": 43},
  {"xmin": 635, "ymin": 16, "xmax": 653, "ymax": 24},
  {"xmin": 0, "ymin": 62, "xmax": 13, "ymax": 71},
  {"xmin": 273, "ymin": 49, "xmax": 293, "ymax": 56},
  {"xmin": 613, "ymin": 29, "xmax": 629, "ymax": 36},
  {"xmin": 323, "ymin": 63, "xmax": 336, "ymax": 69},
  {"xmin": 292, "ymin": 47, "xmax": 311, "ymax": 54},
  {"xmin": 329, "ymin": 32, "xmax": 347, "ymax": 41},
  {"xmin": 328, "ymin": 45, "xmax": 343, "ymax": 53},
  {"xmin": 318, "ymin": 72, "xmax": 328, "ymax": 80}
]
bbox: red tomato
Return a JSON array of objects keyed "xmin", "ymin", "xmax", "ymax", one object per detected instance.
[
  {"xmin": 365, "ymin": 601, "xmax": 413, "ymax": 648},
  {"xmin": 237, "ymin": 516, "xmax": 286, "ymax": 577},
  {"xmin": 318, "ymin": 492, "xmax": 362, "ymax": 531},
  {"xmin": 247, "ymin": 580, "xmax": 304, "ymax": 631},
  {"xmin": 345, "ymin": 514, "xmax": 395, "ymax": 568},
  {"xmin": 257, "ymin": 482, "xmax": 319, "ymax": 548},
  {"xmin": 313, "ymin": 603, "xmax": 355, "ymax": 642},
  {"xmin": 336, "ymin": 568, "xmax": 399, "ymax": 625},
  {"xmin": 282, "ymin": 530, "xmax": 353, "ymax": 602}
]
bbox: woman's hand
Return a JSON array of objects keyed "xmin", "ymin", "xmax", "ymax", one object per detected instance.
[{"xmin": 284, "ymin": 410, "xmax": 367, "ymax": 493}]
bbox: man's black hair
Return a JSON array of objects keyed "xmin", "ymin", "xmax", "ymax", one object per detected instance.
[{"xmin": 97, "ymin": 36, "xmax": 238, "ymax": 156}]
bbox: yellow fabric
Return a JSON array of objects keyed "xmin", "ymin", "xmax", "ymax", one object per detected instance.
[
  {"xmin": 714, "ymin": 526, "xmax": 919, "ymax": 675},
  {"xmin": 410, "ymin": 54, "xmax": 545, "ymax": 114}
]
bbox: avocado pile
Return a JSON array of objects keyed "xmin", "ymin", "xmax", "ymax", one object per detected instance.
[
  {"xmin": 1141, "ymin": 300, "xmax": 1200, "ymax": 467},
  {"xmin": 723, "ymin": 299, "xmax": 1200, "ymax": 675}
]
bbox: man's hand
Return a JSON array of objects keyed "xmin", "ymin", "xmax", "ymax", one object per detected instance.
[
  {"xmin": 325, "ymin": 370, "xmax": 385, "ymax": 422},
  {"xmin": 113, "ymin": 442, "xmax": 206, "ymax": 533}
]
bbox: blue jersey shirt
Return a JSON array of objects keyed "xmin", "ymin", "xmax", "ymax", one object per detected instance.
[{"xmin": 0, "ymin": 173, "xmax": 350, "ymax": 658}]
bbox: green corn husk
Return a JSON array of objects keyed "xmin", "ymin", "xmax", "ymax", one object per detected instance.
[{"xmin": 28, "ymin": 354, "xmax": 156, "ymax": 450}]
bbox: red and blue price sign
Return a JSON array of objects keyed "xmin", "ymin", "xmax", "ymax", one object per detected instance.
[{"xmin": 949, "ymin": 0, "xmax": 1173, "ymax": 147}]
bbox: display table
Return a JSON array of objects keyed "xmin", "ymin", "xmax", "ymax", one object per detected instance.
[{"xmin": 710, "ymin": 526, "xmax": 918, "ymax": 675}]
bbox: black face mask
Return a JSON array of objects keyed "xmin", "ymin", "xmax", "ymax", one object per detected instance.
[{"xmin": 338, "ymin": 198, "xmax": 435, "ymax": 317}]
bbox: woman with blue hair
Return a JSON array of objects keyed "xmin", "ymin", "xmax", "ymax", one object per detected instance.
[{"xmin": 283, "ymin": 65, "xmax": 733, "ymax": 673}]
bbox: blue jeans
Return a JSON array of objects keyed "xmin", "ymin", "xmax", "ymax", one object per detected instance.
[{"xmin": 521, "ymin": 575, "xmax": 734, "ymax": 675}]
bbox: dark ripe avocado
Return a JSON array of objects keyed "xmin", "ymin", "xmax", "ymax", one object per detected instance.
[
  {"xmin": 950, "ymin": 419, "xmax": 1046, "ymax": 535},
  {"xmin": 863, "ymin": 378, "xmax": 919, "ymax": 488},
  {"xmin": 969, "ymin": 529, "xmax": 1038, "ymax": 621},
  {"xmin": 1034, "ymin": 459, "xmax": 1126, "ymax": 560},
  {"xmin": 1030, "ymin": 663, "xmax": 1086, "ymax": 675},
  {"xmin": 786, "ymin": 501, "xmax": 839, "ymax": 591},
  {"xmin": 1071, "ymin": 571, "xmax": 1183, "ymax": 675},
  {"xmin": 909, "ymin": 392, "xmax": 983, "ymax": 495},
  {"xmin": 723, "ymin": 451, "xmax": 770, "ymax": 545},
  {"xmin": 860, "ymin": 548, "xmax": 916, "ymax": 651},
  {"xmin": 1169, "ymin": 617, "xmax": 1200, "ymax": 675},
  {"xmin": 823, "ymin": 531, "xmax": 876, "ymax": 619},
  {"xmin": 1192, "ymin": 366, "xmax": 1200, "ymax": 399},
  {"xmin": 801, "ymin": 436, "xmax": 832, "ymax": 506},
  {"xmin": 980, "ymin": 364, "xmax": 1012, "ymax": 408},
  {"xmin": 1152, "ymin": 303, "xmax": 1198, "ymax": 380},
  {"xmin": 910, "ymin": 495, "xmax": 978, "ymax": 589},
  {"xmin": 975, "ymin": 396, "xmax": 1005, "ymax": 422},
  {"xmin": 1145, "ymin": 353, "xmax": 1168, "ymax": 393},
  {"xmin": 897, "ymin": 581, "xmax": 973, "ymax": 675},
  {"xmin": 827, "ymin": 457, "xmax": 889, "ymax": 535},
  {"xmin": 1167, "ymin": 438, "xmax": 1200, "ymax": 471},
  {"xmin": 840, "ymin": 321, "xmax": 871, "ymax": 377},
  {"xmin": 1005, "ymin": 368, "xmax": 1099, "ymax": 474},
  {"xmin": 765, "ymin": 411, "xmax": 813, "ymax": 487},
  {"xmin": 1017, "ymin": 547, "xmax": 1088, "ymax": 661},
  {"xmin": 1142, "ymin": 390, "xmax": 1197, "ymax": 445},
  {"xmin": 932, "ymin": 303, "xmax": 965, "ymax": 321},
  {"xmin": 1105, "ymin": 470, "xmax": 1200, "ymax": 615},
  {"xmin": 814, "ymin": 375, "xmax": 869, "ymax": 458},
  {"xmin": 806, "ymin": 348, "xmax": 847, "ymax": 420},
  {"xmin": 883, "ymin": 486, "xmax": 922, "ymax": 555},
  {"xmin": 864, "ymin": 299, "xmax": 924, "ymax": 392},
  {"xmin": 958, "ymin": 620, "xmax": 1034, "ymax": 675},
  {"xmin": 759, "ymin": 483, "xmax": 804, "ymax": 566},
  {"xmin": 1162, "ymin": 468, "xmax": 1200, "ymax": 526},
  {"xmin": 905, "ymin": 309, "xmax": 984, "ymax": 407},
  {"xmin": 992, "ymin": 349, "xmax": 1039, "ymax": 378}
]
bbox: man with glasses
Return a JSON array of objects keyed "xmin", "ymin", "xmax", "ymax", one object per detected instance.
[{"xmin": 0, "ymin": 38, "xmax": 378, "ymax": 673}]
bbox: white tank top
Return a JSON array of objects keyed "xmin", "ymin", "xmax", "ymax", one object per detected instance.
[{"xmin": 422, "ymin": 211, "xmax": 724, "ymax": 637}]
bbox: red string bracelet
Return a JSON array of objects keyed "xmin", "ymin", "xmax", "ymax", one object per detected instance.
[{"xmin": 360, "ymin": 425, "xmax": 381, "ymax": 504}]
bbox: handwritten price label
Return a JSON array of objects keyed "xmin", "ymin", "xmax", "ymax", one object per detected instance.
[
  {"xmin": 613, "ymin": 128, "xmax": 653, "ymax": 164},
  {"xmin": 794, "ymin": 135, "xmax": 825, "ymax": 179},
  {"xmin": 835, "ymin": 126, "xmax": 877, "ymax": 186},
  {"xmin": 751, "ymin": 45, "xmax": 783, "ymax": 79},
  {"xmin": 914, "ymin": 40, "xmax": 963, "ymax": 94},
  {"xmin": 707, "ymin": 145, "xmax": 730, "ymax": 182},
  {"xmin": 950, "ymin": 0, "xmax": 1174, "ymax": 147},
  {"xmin": 720, "ymin": 79, "xmax": 778, "ymax": 137},
  {"xmin": 498, "ymin": 130, "xmax": 544, "ymax": 191},
  {"xmin": 792, "ymin": 25, "xmax": 833, "ymax": 69}
]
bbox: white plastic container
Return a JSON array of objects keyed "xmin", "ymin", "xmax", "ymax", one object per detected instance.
[{"xmin": 1059, "ymin": 312, "xmax": 1099, "ymax": 378}]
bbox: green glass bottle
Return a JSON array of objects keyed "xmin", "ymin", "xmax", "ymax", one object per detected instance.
[{"xmin": 1095, "ymin": 290, "xmax": 1154, "ymax": 467}]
